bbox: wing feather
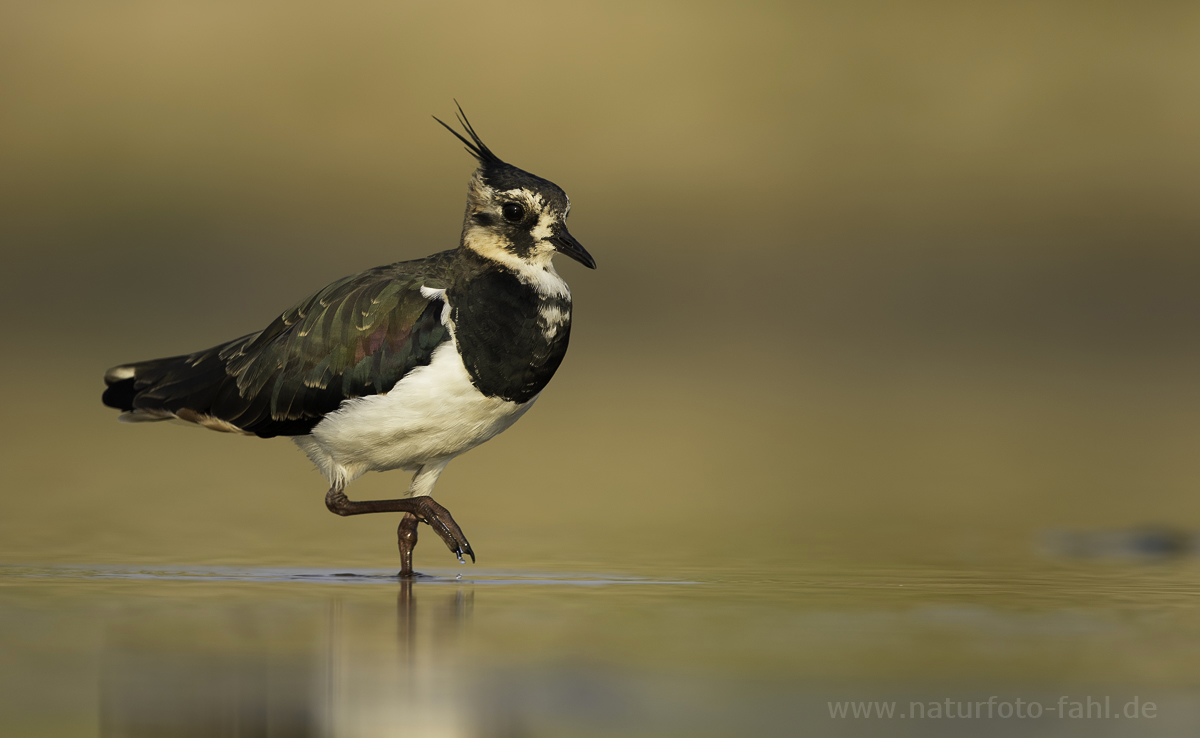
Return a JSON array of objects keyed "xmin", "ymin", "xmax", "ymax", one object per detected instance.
[{"xmin": 106, "ymin": 251, "xmax": 457, "ymax": 438}]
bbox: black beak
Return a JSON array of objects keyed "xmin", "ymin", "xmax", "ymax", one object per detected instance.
[{"xmin": 549, "ymin": 227, "xmax": 597, "ymax": 269}]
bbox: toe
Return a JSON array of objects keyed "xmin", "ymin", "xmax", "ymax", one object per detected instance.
[{"xmin": 415, "ymin": 498, "xmax": 473, "ymax": 562}]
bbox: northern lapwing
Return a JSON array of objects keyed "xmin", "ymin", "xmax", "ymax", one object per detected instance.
[{"xmin": 101, "ymin": 106, "xmax": 596, "ymax": 576}]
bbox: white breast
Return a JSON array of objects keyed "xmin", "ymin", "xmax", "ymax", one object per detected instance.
[{"xmin": 293, "ymin": 339, "xmax": 536, "ymax": 490}]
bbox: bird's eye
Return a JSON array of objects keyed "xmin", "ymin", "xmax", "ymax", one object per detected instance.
[{"xmin": 501, "ymin": 203, "xmax": 525, "ymax": 222}]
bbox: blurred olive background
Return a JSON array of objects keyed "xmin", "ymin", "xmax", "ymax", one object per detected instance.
[{"xmin": 2, "ymin": 0, "xmax": 1200, "ymax": 571}]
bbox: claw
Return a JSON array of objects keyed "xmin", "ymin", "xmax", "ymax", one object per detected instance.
[{"xmin": 412, "ymin": 496, "xmax": 474, "ymax": 565}]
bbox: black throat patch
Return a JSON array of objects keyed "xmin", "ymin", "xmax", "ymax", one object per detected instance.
[{"xmin": 448, "ymin": 268, "xmax": 572, "ymax": 404}]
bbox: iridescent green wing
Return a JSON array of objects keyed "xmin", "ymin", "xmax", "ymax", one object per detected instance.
[{"xmin": 129, "ymin": 252, "xmax": 455, "ymax": 438}]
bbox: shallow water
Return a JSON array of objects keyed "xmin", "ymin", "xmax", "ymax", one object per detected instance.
[{"xmin": 4, "ymin": 560, "xmax": 1200, "ymax": 737}]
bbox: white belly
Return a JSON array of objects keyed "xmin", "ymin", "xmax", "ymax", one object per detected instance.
[{"xmin": 293, "ymin": 341, "xmax": 536, "ymax": 488}]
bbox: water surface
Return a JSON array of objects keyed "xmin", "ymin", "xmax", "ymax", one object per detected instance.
[{"xmin": 4, "ymin": 560, "xmax": 1200, "ymax": 737}]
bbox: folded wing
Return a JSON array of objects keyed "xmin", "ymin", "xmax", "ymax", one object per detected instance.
[{"xmin": 103, "ymin": 255, "xmax": 453, "ymax": 438}]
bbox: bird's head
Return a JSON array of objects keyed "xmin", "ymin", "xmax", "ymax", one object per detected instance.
[{"xmin": 435, "ymin": 105, "xmax": 596, "ymax": 273}]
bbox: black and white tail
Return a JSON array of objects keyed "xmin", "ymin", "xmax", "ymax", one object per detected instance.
[{"xmin": 101, "ymin": 352, "xmax": 249, "ymax": 433}]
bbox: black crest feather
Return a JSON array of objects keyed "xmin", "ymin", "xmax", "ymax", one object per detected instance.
[{"xmin": 433, "ymin": 101, "xmax": 505, "ymax": 167}]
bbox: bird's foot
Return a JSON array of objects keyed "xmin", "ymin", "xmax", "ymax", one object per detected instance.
[{"xmin": 408, "ymin": 495, "xmax": 475, "ymax": 566}]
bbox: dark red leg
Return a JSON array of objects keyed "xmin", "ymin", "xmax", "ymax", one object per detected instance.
[
  {"xmin": 325, "ymin": 488, "xmax": 474, "ymax": 576},
  {"xmin": 397, "ymin": 513, "xmax": 420, "ymax": 577}
]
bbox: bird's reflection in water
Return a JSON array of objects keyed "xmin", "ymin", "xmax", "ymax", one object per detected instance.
[
  {"xmin": 326, "ymin": 579, "xmax": 479, "ymax": 737},
  {"xmin": 395, "ymin": 576, "xmax": 474, "ymax": 662},
  {"xmin": 99, "ymin": 578, "xmax": 477, "ymax": 738}
]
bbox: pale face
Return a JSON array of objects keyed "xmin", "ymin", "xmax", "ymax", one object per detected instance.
[{"xmin": 461, "ymin": 167, "xmax": 594, "ymax": 273}]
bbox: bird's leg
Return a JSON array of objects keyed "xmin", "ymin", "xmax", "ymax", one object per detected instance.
[
  {"xmin": 325, "ymin": 487, "xmax": 474, "ymax": 570},
  {"xmin": 397, "ymin": 513, "xmax": 419, "ymax": 577}
]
